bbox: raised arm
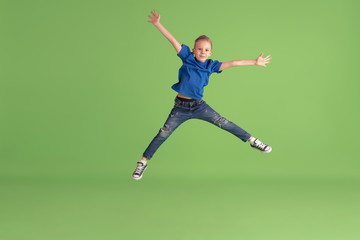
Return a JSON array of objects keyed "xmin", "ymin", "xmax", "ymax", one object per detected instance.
[
  {"xmin": 219, "ymin": 53, "xmax": 272, "ymax": 71},
  {"xmin": 148, "ymin": 10, "xmax": 182, "ymax": 54}
]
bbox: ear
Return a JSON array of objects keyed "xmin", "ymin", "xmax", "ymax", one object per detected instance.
[{"xmin": 192, "ymin": 48, "xmax": 195, "ymax": 54}]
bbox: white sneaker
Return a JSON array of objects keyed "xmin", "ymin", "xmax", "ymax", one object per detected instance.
[
  {"xmin": 132, "ymin": 162, "xmax": 147, "ymax": 180},
  {"xmin": 250, "ymin": 138, "xmax": 272, "ymax": 153}
]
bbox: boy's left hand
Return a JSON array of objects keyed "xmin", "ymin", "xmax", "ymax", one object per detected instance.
[{"xmin": 256, "ymin": 53, "xmax": 272, "ymax": 67}]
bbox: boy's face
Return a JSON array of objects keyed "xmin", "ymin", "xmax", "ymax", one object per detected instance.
[{"xmin": 192, "ymin": 40, "xmax": 212, "ymax": 62}]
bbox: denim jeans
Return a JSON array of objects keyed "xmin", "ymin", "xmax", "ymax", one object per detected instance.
[{"xmin": 143, "ymin": 97, "xmax": 252, "ymax": 160}]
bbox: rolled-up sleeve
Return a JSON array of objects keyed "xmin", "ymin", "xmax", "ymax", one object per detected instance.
[
  {"xmin": 177, "ymin": 44, "xmax": 191, "ymax": 61},
  {"xmin": 211, "ymin": 60, "xmax": 223, "ymax": 74}
]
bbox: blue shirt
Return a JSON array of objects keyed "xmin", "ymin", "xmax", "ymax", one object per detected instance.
[{"xmin": 171, "ymin": 44, "xmax": 222, "ymax": 100}]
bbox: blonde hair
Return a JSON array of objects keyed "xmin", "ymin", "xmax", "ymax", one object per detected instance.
[{"xmin": 194, "ymin": 35, "xmax": 212, "ymax": 49}]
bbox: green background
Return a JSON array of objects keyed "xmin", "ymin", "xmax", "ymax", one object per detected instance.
[{"xmin": 1, "ymin": 0, "xmax": 359, "ymax": 239}]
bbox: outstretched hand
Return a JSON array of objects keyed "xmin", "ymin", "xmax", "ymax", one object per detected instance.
[
  {"xmin": 148, "ymin": 10, "xmax": 160, "ymax": 25},
  {"xmin": 256, "ymin": 53, "xmax": 272, "ymax": 67}
]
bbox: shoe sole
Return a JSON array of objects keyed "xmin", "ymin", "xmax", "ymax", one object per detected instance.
[
  {"xmin": 251, "ymin": 146, "xmax": 272, "ymax": 153},
  {"xmin": 263, "ymin": 147, "xmax": 272, "ymax": 153},
  {"xmin": 132, "ymin": 175, "xmax": 143, "ymax": 180}
]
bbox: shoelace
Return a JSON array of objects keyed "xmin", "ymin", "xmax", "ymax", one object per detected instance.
[
  {"xmin": 134, "ymin": 164, "xmax": 145, "ymax": 175},
  {"xmin": 254, "ymin": 140, "xmax": 267, "ymax": 150}
]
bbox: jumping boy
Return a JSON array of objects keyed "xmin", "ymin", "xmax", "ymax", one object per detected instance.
[{"xmin": 132, "ymin": 10, "xmax": 272, "ymax": 180}]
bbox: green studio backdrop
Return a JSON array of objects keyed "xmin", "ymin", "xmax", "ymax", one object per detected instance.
[
  {"xmin": 1, "ymin": 0, "xmax": 360, "ymax": 240},
  {"xmin": 1, "ymin": 0, "xmax": 359, "ymax": 179}
]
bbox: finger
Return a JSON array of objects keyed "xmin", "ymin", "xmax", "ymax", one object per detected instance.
[
  {"xmin": 154, "ymin": 9, "xmax": 158, "ymax": 16},
  {"xmin": 260, "ymin": 53, "xmax": 263, "ymax": 57},
  {"xmin": 158, "ymin": 12, "xmax": 161, "ymax": 18},
  {"xmin": 148, "ymin": 15, "xmax": 152, "ymax": 19}
]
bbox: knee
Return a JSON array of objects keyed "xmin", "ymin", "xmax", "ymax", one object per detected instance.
[
  {"xmin": 214, "ymin": 117, "xmax": 229, "ymax": 128},
  {"xmin": 158, "ymin": 124, "xmax": 172, "ymax": 138}
]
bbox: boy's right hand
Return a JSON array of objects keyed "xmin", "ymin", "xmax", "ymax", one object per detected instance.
[{"xmin": 148, "ymin": 10, "xmax": 160, "ymax": 26}]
